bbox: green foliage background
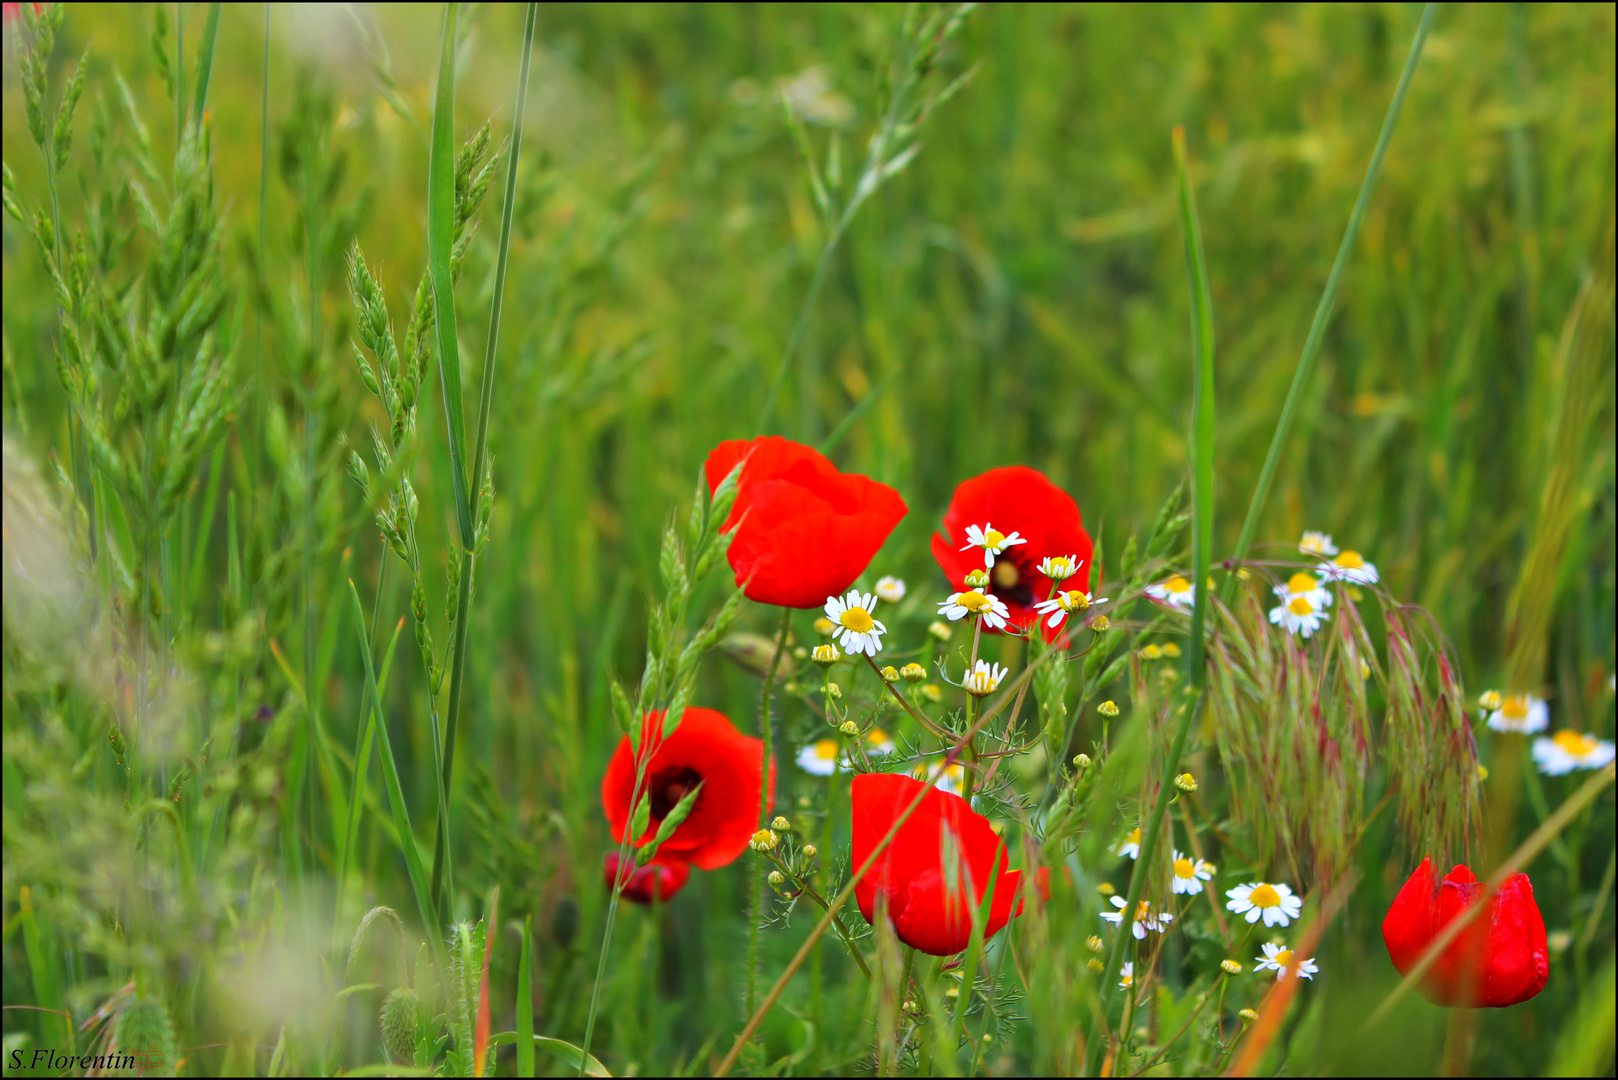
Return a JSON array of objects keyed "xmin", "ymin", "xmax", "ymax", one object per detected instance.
[{"xmin": 2, "ymin": 3, "xmax": 1613, "ymax": 1076}]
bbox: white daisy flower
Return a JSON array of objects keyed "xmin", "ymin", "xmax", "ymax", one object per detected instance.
[
  {"xmin": 1255, "ymin": 941, "xmax": 1317, "ymax": 981},
  {"xmin": 1299, "ymin": 532, "xmax": 1339, "ymax": 557},
  {"xmin": 1170, "ymin": 851, "xmax": 1215, "ymax": 895},
  {"xmin": 1118, "ymin": 961, "xmax": 1136, "ymax": 990},
  {"xmin": 1034, "ymin": 589, "xmax": 1111, "ymax": 629},
  {"xmin": 1268, "ymin": 594, "xmax": 1329, "ymax": 638},
  {"xmin": 1101, "ymin": 896, "xmax": 1173, "ymax": 939},
  {"xmin": 1323, "ymin": 549, "xmax": 1378, "ymax": 585},
  {"xmin": 1144, "ymin": 575, "xmax": 1196, "ymax": 609},
  {"xmin": 912, "ymin": 759, "xmax": 966, "ymax": 796},
  {"xmin": 874, "ymin": 576, "xmax": 907, "ymax": 603},
  {"xmin": 1225, "ymin": 882, "xmax": 1303, "ymax": 928},
  {"xmin": 1486, "ymin": 694, "xmax": 1550, "ymax": 734},
  {"xmin": 1038, "ymin": 554, "xmax": 1083, "ymax": 582},
  {"xmin": 864, "ymin": 726, "xmax": 897, "ymax": 757},
  {"xmin": 963, "ymin": 660, "xmax": 1009, "ymax": 697},
  {"xmin": 1273, "ymin": 571, "xmax": 1333, "ymax": 611},
  {"xmin": 796, "ymin": 738, "xmax": 845, "ymax": 776},
  {"xmin": 824, "ymin": 590, "xmax": 887, "ymax": 657},
  {"xmin": 1531, "ymin": 730, "xmax": 1616, "ymax": 775},
  {"xmin": 1114, "ymin": 827, "xmax": 1142, "ymax": 860},
  {"xmin": 961, "ymin": 522, "xmax": 1028, "ymax": 568},
  {"xmin": 937, "ymin": 589, "xmax": 1011, "ymax": 630}
]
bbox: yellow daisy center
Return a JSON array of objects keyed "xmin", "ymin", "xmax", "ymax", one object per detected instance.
[
  {"xmin": 1273, "ymin": 948, "xmax": 1294, "ymax": 968},
  {"xmin": 867, "ymin": 727, "xmax": 890, "ymax": 746},
  {"xmin": 1049, "ymin": 556, "xmax": 1071, "ymax": 573},
  {"xmin": 839, "ymin": 606, "xmax": 875, "ymax": 633},
  {"xmin": 1553, "ymin": 730, "xmax": 1597, "ymax": 757},
  {"xmin": 1164, "ymin": 575, "xmax": 1191, "ymax": 594},
  {"xmin": 1125, "ymin": 828, "xmax": 1141, "ymax": 846},
  {"xmin": 1334, "ymin": 551, "xmax": 1364, "ymax": 569},
  {"xmin": 1287, "ymin": 572, "xmax": 1319, "ymax": 594},
  {"xmin": 1120, "ymin": 971, "xmax": 1133, "ymax": 986},
  {"xmin": 1250, "ymin": 883, "xmax": 1282, "ymax": 908},
  {"xmin": 983, "ymin": 529, "xmax": 1005, "ymax": 548},
  {"xmin": 1064, "ymin": 590, "xmax": 1089, "ymax": 610},
  {"xmin": 959, "ymin": 591, "xmax": 993, "ymax": 614},
  {"xmin": 1287, "ymin": 596, "xmax": 1314, "ymax": 616},
  {"xmin": 1174, "ymin": 858, "xmax": 1196, "ymax": 879},
  {"xmin": 1501, "ymin": 696, "xmax": 1530, "ymax": 719},
  {"xmin": 813, "ymin": 739, "xmax": 839, "ymax": 760}
]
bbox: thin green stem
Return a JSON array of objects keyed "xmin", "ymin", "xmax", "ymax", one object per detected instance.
[
  {"xmin": 191, "ymin": 3, "xmax": 220, "ymax": 133},
  {"xmin": 743, "ymin": 607, "xmax": 793, "ymax": 1032},
  {"xmin": 1220, "ymin": 3, "xmax": 1439, "ymax": 597}
]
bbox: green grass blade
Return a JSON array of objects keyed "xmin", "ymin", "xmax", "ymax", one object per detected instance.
[
  {"xmin": 191, "ymin": 2, "xmax": 221, "ymax": 133},
  {"xmin": 346, "ymin": 580, "xmax": 446, "ymax": 971},
  {"xmin": 337, "ymin": 602, "xmax": 404, "ymax": 914},
  {"xmin": 427, "ymin": 2, "xmax": 474, "ymax": 548},
  {"xmin": 517, "ymin": 915, "xmax": 536, "ymax": 1078},
  {"xmin": 1094, "ymin": 124, "xmax": 1218, "ymax": 1051},
  {"xmin": 1221, "ymin": 2, "xmax": 1439, "ymax": 595}
]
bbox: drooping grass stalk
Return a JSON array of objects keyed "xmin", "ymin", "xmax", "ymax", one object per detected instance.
[
  {"xmin": 1220, "ymin": 3, "xmax": 1438, "ymax": 597},
  {"xmin": 743, "ymin": 606, "xmax": 793, "ymax": 1027},
  {"xmin": 191, "ymin": 3, "xmax": 220, "ymax": 133},
  {"xmin": 428, "ymin": 0, "xmax": 539, "ymax": 922},
  {"xmin": 1092, "ymin": 125, "xmax": 1217, "ymax": 1059}
]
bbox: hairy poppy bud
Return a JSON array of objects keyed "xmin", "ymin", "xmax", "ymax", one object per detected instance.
[
  {"xmin": 380, "ymin": 987, "xmax": 419, "ymax": 1064},
  {"xmin": 1382, "ymin": 857, "xmax": 1548, "ymax": 1008}
]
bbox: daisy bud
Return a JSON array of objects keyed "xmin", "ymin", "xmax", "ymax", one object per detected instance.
[
  {"xmin": 900, "ymin": 662, "xmax": 926, "ymax": 682},
  {"xmin": 880, "ymin": 665, "xmax": 900, "ymax": 683},
  {"xmin": 1096, "ymin": 882, "xmax": 1115, "ymax": 896},
  {"xmin": 1162, "ymin": 642, "xmax": 1182, "ymax": 658},
  {"xmin": 827, "ymin": 683, "xmax": 843, "ymax": 699},
  {"xmin": 768, "ymin": 870, "xmax": 785, "ymax": 887},
  {"xmin": 1090, "ymin": 615, "xmax": 1111, "ymax": 632},
  {"xmin": 750, "ymin": 829, "xmax": 778, "ymax": 852},
  {"xmin": 812, "ymin": 644, "xmax": 840, "ymax": 666},
  {"xmin": 1175, "ymin": 772, "xmax": 1197, "ymax": 793},
  {"xmin": 1479, "ymin": 690, "xmax": 1503, "ymax": 711},
  {"xmin": 1221, "ymin": 959, "xmax": 1243, "ymax": 975},
  {"xmin": 921, "ymin": 683, "xmax": 943, "ymax": 703},
  {"xmin": 1098, "ymin": 700, "xmax": 1120, "ymax": 718},
  {"xmin": 1477, "ymin": 764, "xmax": 1489, "ymax": 782},
  {"xmin": 1087, "ymin": 959, "xmax": 1104, "ymax": 973},
  {"xmin": 772, "ymin": 816, "xmax": 792, "ymax": 832},
  {"xmin": 793, "ymin": 646, "xmax": 808, "ymax": 660},
  {"xmin": 802, "ymin": 844, "xmax": 818, "ymax": 859},
  {"xmin": 1236, "ymin": 567, "xmax": 1252, "ymax": 580},
  {"xmin": 982, "ymin": 1034, "xmax": 993, "ymax": 1044},
  {"xmin": 902, "ymin": 999, "xmax": 917, "ymax": 1013},
  {"xmin": 838, "ymin": 720, "xmax": 859, "ymax": 736},
  {"xmin": 928, "ymin": 620, "xmax": 953, "ymax": 642},
  {"xmin": 964, "ymin": 568, "xmax": 990, "ymax": 589},
  {"xmin": 1141, "ymin": 644, "xmax": 1162, "ymax": 660},
  {"xmin": 1239, "ymin": 1009, "xmax": 1260, "ymax": 1023},
  {"xmin": 1073, "ymin": 753, "xmax": 1091, "ymax": 769},
  {"xmin": 1086, "ymin": 935, "xmax": 1105, "ymax": 952}
]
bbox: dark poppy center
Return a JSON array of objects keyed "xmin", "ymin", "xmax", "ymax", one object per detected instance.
[
  {"xmin": 992, "ymin": 554, "xmax": 1035, "ymax": 609},
  {"xmin": 650, "ymin": 766, "xmax": 704, "ymax": 819}
]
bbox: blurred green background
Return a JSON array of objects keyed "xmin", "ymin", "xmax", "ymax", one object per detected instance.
[{"xmin": 2, "ymin": 3, "xmax": 1613, "ymax": 1075}]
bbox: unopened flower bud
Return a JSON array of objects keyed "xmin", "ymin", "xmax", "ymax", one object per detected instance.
[
  {"xmin": 750, "ymin": 829, "xmax": 778, "ymax": 852},
  {"xmin": 921, "ymin": 684, "xmax": 943, "ymax": 703},
  {"xmin": 1239, "ymin": 1008, "xmax": 1260, "ymax": 1023},
  {"xmin": 1141, "ymin": 644, "xmax": 1162, "ymax": 660},
  {"xmin": 1098, "ymin": 700, "xmax": 1120, "ymax": 718},
  {"xmin": 1073, "ymin": 753, "xmax": 1091, "ymax": 769},
  {"xmin": 880, "ymin": 665, "xmax": 900, "ymax": 683},
  {"xmin": 900, "ymin": 662, "xmax": 926, "ymax": 682},
  {"xmin": 1096, "ymin": 882, "xmax": 1115, "ymax": 896},
  {"xmin": 1221, "ymin": 959, "xmax": 1243, "ymax": 975},
  {"xmin": 838, "ymin": 720, "xmax": 859, "ymax": 736},
  {"xmin": 812, "ymin": 644, "xmax": 840, "ymax": 666},
  {"xmin": 1175, "ymin": 772, "xmax": 1197, "ymax": 793},
  {"xmin": 1088, "ymin": 958, "xmax": 1104, "ymax": 973},
  {"xmin": 1086, "ymin": 935, "xmax": 1105, "ymax": 953},
  {"xmin": 772, "ymin": 816, "xmax": 792, "ymax": 832},
  {"xmin": 814, "ymin": 617, "xmax": 836, "ymax": 637},
  {"xmin": 964, "ymin": 568, "xmax": 990, "ymax": 589},
  {"xmin": 928, "ymin": 620, "xmax": 952, "ymax": 642},
  {"xmin": 1090, "ymin": 615, "xmax": 1111, "ymax": 632},
  {"xmin": 793, "ymin": 646, "xmax": 808, "ymax": 660},
  {"xmin": 1162, "ymin": 642, "xmax": 1181, "ymax": 658},
  {"xmin": 1477, "ymin": 764, "xmax": 1489, "ymax": 782},
  {"xmin": 768, "ymin": 870, "xmax": 785, "ymax": 887},
  {"xmin": 1479, "ymin": 690, "xmax": 1502, "ymax": 711},
  {"xmin": 827, "ymin": 682, "xmax": 843, "ymax": 699},
  {"xmin": 802, "ymin": 844, "xmax": 818, "ymax": 859},
  {"xmin": 981, "ymin": 1033, "xmax": 993, "ymax": 1044}
]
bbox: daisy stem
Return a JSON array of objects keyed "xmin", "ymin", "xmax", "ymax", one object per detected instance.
[
  {"xmin": 769, "ymin": 854, "xmax": 870, "ymax": 977},
  {"xmin": 865, "ymin": 656, "xmax": 946, "ymax": 739},
  {"xmin": 743, "ymin": 607, "xmax": 793, "ymax": 1028}
]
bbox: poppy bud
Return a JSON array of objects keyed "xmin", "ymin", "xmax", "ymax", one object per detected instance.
[
  {"xmin": 900, "ymin": 662, "xmax": 926, "ymax": 682},
  {"xmin": 1382, "ymin": 857, "xmax": 1548, "ymax": 1008},
  {"xmin": 1098, "ymin": 700, "xmax": 1120, "ymax": 717},
  {"xmin": 380, "ymin": 987, "xmax": 419, "ymax": 1064}
]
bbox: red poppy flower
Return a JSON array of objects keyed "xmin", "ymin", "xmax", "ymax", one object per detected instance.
[
  {"xmin": 850, "ymin": 773, "xmax": 1023, "ymax": 956},
  {"xmin": 704, "ymin": 436, "xmax": 907, "ymax": 609},
  {"xmin": 602, "ymin": 851, "xmax": 690, "ymax": 904},
  {"xmin": 1382, "ymin": 857, "xmax": 1549, "ymax": 1008},
  {"xmin": 931, "ymin": 466, "xmax": 1095, "ymax": 641},
  {"xmin": 601, "ymin": 707, "xmax": 775, "ymax": 871}
]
